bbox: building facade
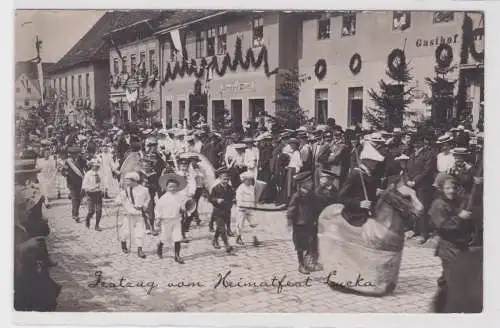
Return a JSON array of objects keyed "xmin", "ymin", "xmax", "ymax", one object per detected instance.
[
  {"xmin": 15, "ymin": 61, "xmax": 54, "ymax": 109},
  {"xmin": 155, "ymin": 10, "xmax": 302, "ymax": 129},
  {"xmin": 105, "ymin": 12, "xmax": 167, "ymax": 125},
  {"xmin": 298, "ymin": 11, "xmax": 484, "ymax": 128}
]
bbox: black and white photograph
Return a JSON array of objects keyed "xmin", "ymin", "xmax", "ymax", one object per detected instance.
[{"xmin": 13, "ymin": 7, "xmax": 486, "ymax": 317}]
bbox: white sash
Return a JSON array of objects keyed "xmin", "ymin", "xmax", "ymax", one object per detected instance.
[{"xmin": 66, "ymin": 158, "xmax": 84, "ymax": 179}]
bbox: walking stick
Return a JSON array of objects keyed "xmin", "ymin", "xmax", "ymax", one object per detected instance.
[
  {"xmin": 115, "ymin": 207, "xmax": 121, "ymax": 242},
  {"xmin": 353, "ymin": 145, "xmax": 372, "ymax": 217}
]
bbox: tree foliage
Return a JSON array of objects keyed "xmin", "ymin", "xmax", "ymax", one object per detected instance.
[
  {"xmin": 365, "ymin": 58, "xmax": 415, "ymax": 131},
  {"xmin": 273, "ymin": 68, "xmax": 310, "ymax": 130}
]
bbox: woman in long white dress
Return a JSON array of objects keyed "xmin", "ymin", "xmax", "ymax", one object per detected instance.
[
  {"xmin": 98, "ymin": 144, "xmax": 119, "ymax": 198},
  {"xmin": 36, "ymin": 148, "xmax": 57, "ymax": 207}
]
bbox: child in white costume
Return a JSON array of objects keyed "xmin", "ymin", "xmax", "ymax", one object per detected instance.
[
  {"xmin": 235, "ymin": 171, "xmax": 259, "ymax": 246},
  {"xmin": 155, "ymin": 173, "xmax": 189, "ymax": 263}
]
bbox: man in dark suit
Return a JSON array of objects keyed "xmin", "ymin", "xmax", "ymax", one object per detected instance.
[
  {"xmin": 61, "ymin": 147, "xmax": 88, "ymax": 222},
  {"xmin": 312, "ymin": 130, "xmax": 333, "ymax": 188},
  {"xmin": 406, "ymin": 133, "xmax": 437, "ymax": 244}
]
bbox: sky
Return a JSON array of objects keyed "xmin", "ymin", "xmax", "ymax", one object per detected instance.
[{"xmin": 15, "ymin": 10, "xmax": 105, "ymax": 63}]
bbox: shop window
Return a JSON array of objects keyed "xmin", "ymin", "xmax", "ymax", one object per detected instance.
[
  {"xmin": 252, "ymin": 17, "xmax": 264, "ymax": 47},
  {"xmin": 78, "ymin": 75, "xmax": 82, "ymax": 97},
  {"xmin": 318, "ymin": 19, "xmax": 331, "ymax": 40},
  {"xmin": 196, "ymin": 31, "xmax": 205, "ymax": 58},
  {"xmin": 212, "ymin": 100, "xmax": 225, "ymax": 127},
  {"xmin": 393, "ymin": 11, "xmax": 411, "ymax": 31},
  {"xmin": 149, "ymin": 50, "xmax": 156, "ymax": 74},
  {"xmin": 315, "ymin": 89, "xmax": 328, "ymax": 124},
  {"xmin": 122, "ymin": 57, "xmax": 128, "ymax": 74},
  {"xmin": 249, "ymin": 98, "xmax": 265, "ymax": 120},
  {"xmin": 139, "ymin": 52, "xmax": 146, "ymax": 69},
  {"xmin": 348, "ymin": 87, "xmax": 363, "ymax": 125},
  {"xmin": 217, "ymin": 25, "xmax": 227, "ymax": 54},
  {"xmin": 131, "ymin": 54, "xmax": 137, "ymax": 75},
  {"xmin": 113, "ymin": 58, "xmax": 119, "ymax": 74},
  {"xmin": 341, "ymin": 13, "xmax": 356, "ymax": 37},
  {"xmin": 179, "ymin": 100, "xmax": 186, "ymax": 121},
  {"xmin": 207, "ymin": 28, "xmax": 216, "ymax": 57},
  {"xmin": 231, "ymin": 99, "xmax": 243, "ymax": 129},
  {"xmin": 85, "ymin": 73, "xmax": 90, "ymax": 97},
  {"xmin": 165, "ymin": 101, "xmax": 173, "ymax": 128},
  {"xmin": 433, "ymin": 12, "xmax": 454, "ymax": 24}
]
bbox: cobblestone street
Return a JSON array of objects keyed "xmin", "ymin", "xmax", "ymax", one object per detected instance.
[{"xmin": 46, "ymin": 190, "xmax": 441, "ymax": 313}]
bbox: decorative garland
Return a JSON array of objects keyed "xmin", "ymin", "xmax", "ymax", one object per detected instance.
[
  {"xmin": 349, "ymin": 53, "xmax": 362, "ymax": 75},
  {"xmin": 435, "ymin": 43, "xmax": 453, "ymax": 69},
  {"xmin": 387, "ymin": 49, "xmax": 406, "ymax": 76},
  {"xmin": 314, "ymin": 59, "xmax": 327, "ymax": 80},
  {"xmin": 161, "ymin": 37, "xmax": 278, "ymax": 84}
]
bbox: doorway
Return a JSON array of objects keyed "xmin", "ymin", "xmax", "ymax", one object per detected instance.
[{"xmin": 231, "ymin": 99, "xmax": 243, "ymax": 130}]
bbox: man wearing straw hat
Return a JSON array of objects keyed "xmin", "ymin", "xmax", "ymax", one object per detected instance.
[{"xmin": 114, "ymin": 172, "xmax": 149, "ymax": 259}]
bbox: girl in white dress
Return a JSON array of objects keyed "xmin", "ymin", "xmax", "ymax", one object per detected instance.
[
  {"xmin": 155, "ymin": 173, "xmax": 189, "ymax": 263},
  {"xmin": 434, "ymin": 134, "xmax": 456, "ymax": 186},
  {"xmin": 98, "ymin": 144, "xmax": 119, "ymax": 198},
  {"xmin": 36, "ymin": 148, "xmax": 57, "ymax": 207}
]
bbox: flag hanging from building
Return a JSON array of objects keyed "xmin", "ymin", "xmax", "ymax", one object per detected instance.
[{"xmin": 170, "ymin": 29, "xmax": 183, "ymax": 54}]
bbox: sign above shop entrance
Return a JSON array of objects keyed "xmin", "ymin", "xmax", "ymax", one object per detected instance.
[
  {"xmin": 219, "ymin": 81, "xmax": 256, "ymax": 94},
  {"xmin": 415, "ymin": 34, "xmax": 459, "ymax": 47}
]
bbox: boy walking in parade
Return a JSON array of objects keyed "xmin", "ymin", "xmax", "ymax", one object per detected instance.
[
  {"xmin": 209, "ymin": 168, "xmax": 235, "ymax": 253},
  {"xmin": 114, "ymin": 172, "xmax": 149, "ymax": 259},
  {"xmin": 81, "ymin": 158, "xmax": 103, "ymax": 231},
  {"xmin": 235, "ymin": 171, "xmax": 259, "ymax": 246},
  {"xmin": 287, "ymin": 171, "xmax": 316, "ymax": 275}
]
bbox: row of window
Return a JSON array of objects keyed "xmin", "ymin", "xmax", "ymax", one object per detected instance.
[
  {"xmin": 113, "ymin": 49, "xmax": 157, "ymax": 75},
  {"xmin": 315, "ymin": 87, "xmax": 364, "ymax": 126},
  {"xmin": 317, "ymin": 11, "xmax": 455, "ymax": 40},
  {"xmin": 53, "ymin": 74, "xmax": 90, "ymax": 98}
]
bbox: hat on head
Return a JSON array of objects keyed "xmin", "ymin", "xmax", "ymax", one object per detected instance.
[
  {"xmin": 360, "ymin": 142, "xmax": 385, "ymax": 162},
  {"xmin": 90, "ymin": 158, "xmax": 101, "ymax": 166},
  {"xmin": 124, "ymin": 172, "xmax": 140, "ymax": 182},
  {"xmin": 189, "ymin": 155, "xmax": 201, "ymax": 162},
  {"xmin": 233, "ymin": 143, "xmax": 247, "ymax": 150},
  {"xmin": 364, "ymin": 132, "xmax": 385, "ymax": 143},
  {"xmin": 287, "ymin": 138, "xmax": 299, "ymax": 145},
  {"xmin": 294, "ymin": 171, "xmax": 313, "ymax": 184},
  {"xmin": 436, "ymin": 134, "xmax": 453, "ymax": 144},
  {"xmin": 297, "ymin": 131, "xmax": 308, "ymax": 139},
  {"xmin": 319, "ymin": 169, "xmax": 338, "ymax": 179},
  {"xmin": 215, "ymin": 167, "xmax": 230, "ymax": 177},
  {"xmin": 395, "ymin": 154, "xmax": 410, "ymax": 161},
  {"xmin": 240, "ymin": 171, "xmax": 255, "ymax": 181},
  {"xmin": 315, "ymin": 124, "xmax": 328, "ymax": 132},
  {"xmin": 457, "ymin": 125, "xmax": 465, "ymax": 131},
  {"xmin": 393, "ymin": 128, "xmax": 403, "ymax": 134},
  {"xmin": 159, "ymin": 173, "xmax": 188, "ymax": 191},
  {"xmin": 146, "ymin": 137, "xmax": 158, "ymax": 145},
  {"xmin": 255, "ymin": 132, "xmax": 272, "ymax": 141},
  {"xmin": 242, "ymin": 137, "xmax": 254, "ymax": 143},
  {"xmin": 296, "ymin": 126, "xmax": 308, "ymax": 133},
  {"xmin": 452, "ymin": 147, "xmax": 471, "ymax": 156}
]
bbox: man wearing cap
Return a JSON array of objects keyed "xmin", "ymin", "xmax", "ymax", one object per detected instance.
[
  {"xmin": 405, "ymin": 132, "xmax": 438, "ymax": 243},
  {"xmin": 81, "ymin": 158, "xmax": 104, "ymax": 231},
  {"xmin": 61, "ymin": 146, "xmax": 88, "ymax": 222},
  {"xmin": 114, "ymin": 172, "xmax": 149, "ymax": 259},
  {"xmin": 338, "ymin": 142, "xmax": 384, "ymax": 226},
  {"xmin": 287, "ymin": 171, "xmax": 316, "ymax": 274},
  {"xmin": 326, "ymin": 127, "xmax": 349, "ymax": 188},
  {"xmin": 449, "ymin": 147, "xmax": 474, "ymax": 202}
]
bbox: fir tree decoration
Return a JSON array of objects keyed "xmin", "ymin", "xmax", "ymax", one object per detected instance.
[
  {"xmin": 273, "ymin": 68, "xmax": 310, "ymax": 130},
  {"xmin": 365, "ymin": 49, "xmax": 415, "ymax": 130},
  {"xmin": 424, "ymin": 63, "xmax": 457, "ymax": 129}
]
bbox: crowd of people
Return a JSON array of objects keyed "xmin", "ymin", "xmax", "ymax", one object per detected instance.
[{"xmin": 14, "ymin": 104, "xmax": 484, "ymax": 311}]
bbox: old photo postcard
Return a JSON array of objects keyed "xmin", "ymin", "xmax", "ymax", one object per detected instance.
[{"xmin": 10, "ymin": 1, "xmax": 495, "ymax": 326}]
